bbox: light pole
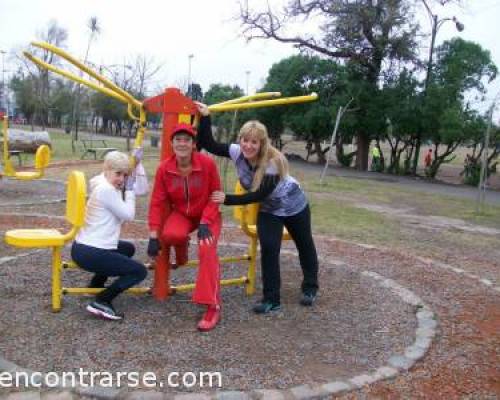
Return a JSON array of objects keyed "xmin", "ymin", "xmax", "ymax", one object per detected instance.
[
  {"xmin": 0, "ymin": 50, "xmax": 6, "ymax": 115},
  {"xmin": 412, "ymin": 0, "xmax": 464, "ymax": 175},
  {"xmin": 245, "ymin": 70, "xmax": 250, "ymax": 95},
  {"xmin": 476, "ymin": 90, "xmax": 500, "ymax": 213},
  {"xmin": 187, "ymin": 54, "xmax": 194, "ymax": 95}
]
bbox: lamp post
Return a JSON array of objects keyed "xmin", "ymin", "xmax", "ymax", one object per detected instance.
[
  {"xmin": 476, "ymin": 90, "xmax": 500, "ymax": 213},
  {"xmin": 245, "ymin": 70, "xmax": 250, "ymax": 95},
  {"xmin": 0, "ymin": 50, "xmax": 6, "ymax": 115},
  {"xmin": 187, "ymin": 54, "xmax": 194, "ymax": 95},
  {"xmin": 412, "ymin": 0, "xmax": 464, "ymax": 175}
]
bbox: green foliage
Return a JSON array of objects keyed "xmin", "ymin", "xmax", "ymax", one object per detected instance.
[
  {"xmin": 253, "ymin": 55, "xmax": 349, "ymax": 144},
  {"xmin": 203, "ymin": 84, "xmax": 245, "ymax": 141}
]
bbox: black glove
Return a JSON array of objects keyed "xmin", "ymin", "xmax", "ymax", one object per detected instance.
[
  {"xmin": 147, "ymin": 238, "xmax": 160, "ymax": 257},
  {"xmin": 197, "ymin": 224, "xmax": 213, "ymax": 243}
]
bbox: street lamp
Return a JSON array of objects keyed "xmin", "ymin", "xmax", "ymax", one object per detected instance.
[
  {"xmin": 187, "ymin": 54, "xmax": 194, "ymax": 95},
  {"xmin": 476, "ymin": 90, "xmax": 500, "ymax": 213},
  {"xmin": 0, "ymin": 50, "xmax": 6, "ymax": 115},
  {"xmin": 412, "ymin": 0, "xmax": 464, "ymax": 175}
]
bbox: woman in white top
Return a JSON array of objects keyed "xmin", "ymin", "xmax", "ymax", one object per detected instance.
[{"xmin": 71, "ymin": 151, "xmax": 147, "ymax": 320}]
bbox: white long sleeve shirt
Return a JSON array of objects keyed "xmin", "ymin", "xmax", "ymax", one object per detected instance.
[{"xmin": 75, "ymin": 173, "xmax": 136, "ymax": 249}]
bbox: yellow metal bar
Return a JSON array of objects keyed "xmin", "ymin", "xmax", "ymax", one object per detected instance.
[
  {"xmin": 246, "ymin": 238, "xmax": 257, "ymax": 296},
  {"xmin": 213, "ymin": 92, "xmax": 282, "ymax": 106},
  {"xmin": 208, "ymin": 93, "xmax": 318, "ymax": 112},
  {"xmin": 52, "ymin": 247, "xmax": 62, "ymax": 312},
  {"xmin": 63, "ymin": 287, "xmax": 151, "ymax": 295},
  {"xmin": 24, "ymin": 52, "xmax": 131, "ymax": 106},
  {"xmin": 179, "ymin": 255, "xmax": 251, "ymax": 268},
  {"xmin": 30, "ymin": 42, "xmax": 141, "ymax": 108},
  {"xmin": 2, "ymin": 116, "xmax": 15, "ymax": 176},
  {"xmin": 173, "ymin": 277, "xmax": 248, "ymax": 293}
]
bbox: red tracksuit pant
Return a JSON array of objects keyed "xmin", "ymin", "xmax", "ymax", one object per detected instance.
[{"xmin": 161, "ymin": 210, "xmax": 221, "ymax": 306}]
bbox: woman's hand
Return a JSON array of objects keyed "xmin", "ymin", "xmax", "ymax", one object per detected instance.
[
  {"xmin": 194, "ymin": 101, "xmax": 210, "ymax": 116},
  {"xmin": 211, "ymin": 191, "xmax": 226, "ymax": 204}
]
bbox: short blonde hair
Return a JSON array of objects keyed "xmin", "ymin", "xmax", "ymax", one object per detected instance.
[{"xmin": 103, "ymin": 151, "xmax": 130, "ymax": 173}]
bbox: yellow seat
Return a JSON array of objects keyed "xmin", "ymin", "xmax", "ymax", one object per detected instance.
[
  {"xmin": 233, "ymin": 181, "xmax": 292, "ymax": 295},
  {"xmin": 2, "ymin": 116, "xmax": 51, "ymax": 180},
  {"xmin": 4, "ymin": 229, "xmax": 66, "ymax": 247},
  {"xmin": 4, "ymin": 170, "xmax": 87, "ymax": 311}
]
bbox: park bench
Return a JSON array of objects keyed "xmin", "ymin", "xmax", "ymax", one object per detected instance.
[
  {"xmin": 8, "ymin": 150, "xmax": 23, "ymax": 165},
  {"xmin": 80, "ymin": 139, "xmax": 117, "ymax": 160}
]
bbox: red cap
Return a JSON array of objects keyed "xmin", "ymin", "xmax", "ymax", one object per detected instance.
[{"xmin": 171, "ymin": 123, "xmax": 197, "ymax": 139}]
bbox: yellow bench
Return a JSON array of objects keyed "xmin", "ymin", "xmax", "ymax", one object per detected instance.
[
  {"xmin": 4, "ymin": 171, "xmax": 87, "ymax": 311},
  {"xmin": 2, "ymin": 116, "xmax": 51, "ymax": 180}
]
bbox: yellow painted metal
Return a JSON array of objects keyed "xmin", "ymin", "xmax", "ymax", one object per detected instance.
[
  {"xmin": 52, "ymin": 246, "xmax": 62, "ymax": 312},
  {"xmin": 178, "ymin": 255, "xmax": 251, "ymax": 268},
  {"xmin": 24, "ymin": 52, "xmax": 131, "ymax": 106},
  {"xmin": 1, "ymin": 115, "xmax": 52, "ymax": 180},
  {"xmin": 63, "ymin": 287, "xmax": 151, "ymax": 295},
  {"xmin": 246, "ymin": 237, "xmax": 257, "ymax": 295},
  {"xmin": 213, "ymin": 92, "xmax": 281, "ymax": 106},
  {"xmin": 29, "ymin": 42, "xmax": 141, "ymax": 108},
  {"xmin": 2, "ymin": 116, "xmax": 15, "ymax": 176},
  {"xmin": 4, "ymin": 171, "xmax": 87, "ymax": 311},
  {"xmin": 208, "ymin": 92, "xmax": 318, "ymax": 112},
  {"xmin": 24, "ymin": 42, "xmax": 148, "ymax": 152},
  {"xmin": 173, "ymin": 277, "xmax": 248, "ymax": 293}
]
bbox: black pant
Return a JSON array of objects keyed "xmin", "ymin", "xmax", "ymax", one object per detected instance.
[
  {"xmin": 71, "ymin": 241, "xmax": 147, "ymax": 303},
  {"xmin": 257, "ymin": 205, "xmax": 319, "ymax": 304}
]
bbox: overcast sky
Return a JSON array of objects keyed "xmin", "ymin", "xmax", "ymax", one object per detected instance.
[{"xmin": 1, "ymin": 0, "xmax": 500, "ymax": 116}]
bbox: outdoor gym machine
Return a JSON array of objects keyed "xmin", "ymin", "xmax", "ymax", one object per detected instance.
[{"xmin": 24, "ymin": 41, "xmax": 318, "ymax": 301}]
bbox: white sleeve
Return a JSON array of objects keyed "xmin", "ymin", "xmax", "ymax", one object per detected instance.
[
  {"xmin": 229, "ymin": 143, "xmax": 241, "ymax": 162},
  {"xmin": 97, "ymin": 186, "xmax": 136, "ymax": 221}
]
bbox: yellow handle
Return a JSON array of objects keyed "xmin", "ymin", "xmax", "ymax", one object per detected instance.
[{"xmin": 208, "ymin": 93, "xmax": 318, "ymax": 112}]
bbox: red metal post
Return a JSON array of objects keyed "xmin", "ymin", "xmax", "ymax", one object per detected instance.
[{"xmin": 143, "ymin": 88, "xmax": 198, "ymax": 300}]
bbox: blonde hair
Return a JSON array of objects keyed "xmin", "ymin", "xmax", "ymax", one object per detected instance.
[
  {"xmin": 238, "ymin": 120, "xmax": 289, "ymax": 191},
  {"xmin": 103, "ymin": 151, "xmax": 130, "ymax": 173}
]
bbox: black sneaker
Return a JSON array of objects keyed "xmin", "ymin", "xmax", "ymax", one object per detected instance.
[
  {"xmin": 300, "ymin": 292, "xmax": 317, "ymax": 306},
  {"xmin": 86, "ymin": 301, "xmax": 124, "ymax": 321},
  {"xmin": 253, "ymin": 301, "xmax": 281, "ymax": 314}
]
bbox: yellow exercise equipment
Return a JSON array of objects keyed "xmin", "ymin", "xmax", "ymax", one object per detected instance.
[
  {"xmin": 4, "ymin": 171, "xmax": 87, "ymax": 311},
  {"xmin": 19, "ymin": 41, "xmax": 318, "ymax": 305},
  {"xmin": 1, "ymin": 115, "xmax": 51, "ymax": 180},
  {"xmin": 232, "ymin": 181, "xmax": 292, "ymax": 294}
]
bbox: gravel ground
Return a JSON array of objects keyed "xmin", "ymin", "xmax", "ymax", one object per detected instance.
[
  {"xmin": 1, "ymin": 171, "xmax": 499, "ymax": 399},
  {"xmin": 0, "ymin": 238, "xmax": 416, "ymax": 394}
]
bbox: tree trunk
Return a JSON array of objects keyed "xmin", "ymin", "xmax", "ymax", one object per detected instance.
[
  {"xmin": 313, "ymin": 139, "xmax": 326, "ymax": 164},
  {"xmin": 4, "ymin": 129, "xmax": 52, "ymax": 153},
  {"xmin": 355, "ymin": 133, "xmax": 369, "ymax": 171}
]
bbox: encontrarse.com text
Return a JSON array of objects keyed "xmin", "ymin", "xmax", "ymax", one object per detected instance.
[{"xmin": 0, "ymin": 370, "xmax": 222, "ymax": 389}]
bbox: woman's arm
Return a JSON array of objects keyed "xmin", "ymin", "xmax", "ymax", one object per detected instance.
[
  {"xmin": 99, "ymin": 187, "xmax": 136, "ymax": 221},
  {"xmin": 197, "ymin": 116, "xmax": 231, "ymax": 158},
  {"xmin": 223, "ymin": 174, "xmax": 280, "ymax": 206}
]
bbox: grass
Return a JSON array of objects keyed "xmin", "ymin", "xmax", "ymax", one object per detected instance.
[{"xmin": 13, "ymin": 128, "xmax": 499, "ymax": 253}]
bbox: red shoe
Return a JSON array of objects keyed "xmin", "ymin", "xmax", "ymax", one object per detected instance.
[{"xmin": 197, "ymin": 305, "xmax": 221, "ymax": 332}]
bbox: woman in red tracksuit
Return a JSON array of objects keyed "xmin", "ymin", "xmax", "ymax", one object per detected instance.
[{"xmin": 147, "ymin": 123, "xmax": 222, "ymax": 332}]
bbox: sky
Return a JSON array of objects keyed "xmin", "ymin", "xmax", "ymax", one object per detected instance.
[{"xmin": 1, "ymin": 0, "xmax": 500, "ymax": 117}]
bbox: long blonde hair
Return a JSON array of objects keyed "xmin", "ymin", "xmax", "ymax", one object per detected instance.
[{"xmin": 238, "ymin": 120, "xmax": 289, "ymax": 191}]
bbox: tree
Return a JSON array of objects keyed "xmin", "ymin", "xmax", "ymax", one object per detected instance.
[
  {"xmin": 239, "ymin": 0, "xmax": 418, "ymax": 170},
  {"xmin": 254, "ymin": 54, "xmax": 349, "ymax": 163},
  {"xmin": 422, "ymin": 38, "xmax": 497, "ymax": 178},
  {"xmin": 203, "ymin": 83, "xmax": 245, "ymax": 141},
  {"xmin": 15, "ymin": 20, "xmax": 68, "ymax": 129}
]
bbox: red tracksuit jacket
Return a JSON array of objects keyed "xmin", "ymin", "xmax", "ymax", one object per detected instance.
[{"xmin": 148, "ymin": 152, "xmax": 221, "ymax": 232}]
